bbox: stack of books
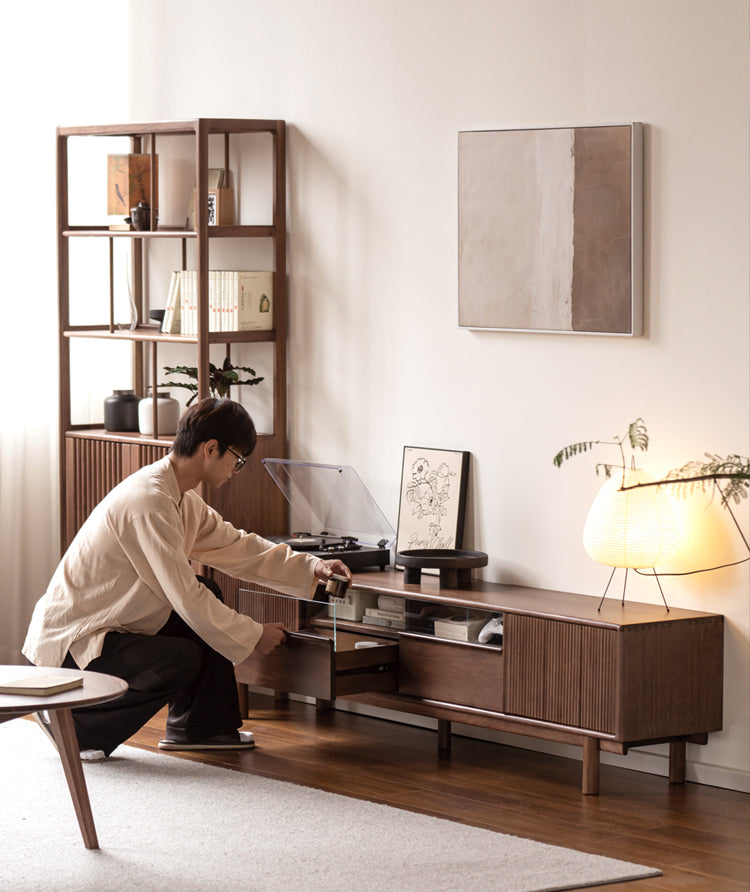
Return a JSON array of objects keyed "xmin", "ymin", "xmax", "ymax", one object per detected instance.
[
  {"xmin": 433, "ymin": 615, "xmax": 487, "ymax": 642},
  {"xmin": 363, "ymin": 594, "xmax": 406, "ymax": 630},
  {"xmin": 161, "ymin": 270, "xmax": 273, "ymax": 335}
]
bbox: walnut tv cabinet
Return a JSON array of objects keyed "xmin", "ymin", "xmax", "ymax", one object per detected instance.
[{"xmin": 234, "ymin": 569, "xmax": 724, "ymax": 795}]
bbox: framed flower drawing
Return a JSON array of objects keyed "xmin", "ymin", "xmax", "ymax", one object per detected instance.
[{"xmin": 395, "ymin": 447, "xmax": 470, "ymax": 554}]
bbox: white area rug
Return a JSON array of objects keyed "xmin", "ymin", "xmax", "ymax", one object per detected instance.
[{"xmin": 1, "ymin": 719, "xmax": 660, "ymax": 892}]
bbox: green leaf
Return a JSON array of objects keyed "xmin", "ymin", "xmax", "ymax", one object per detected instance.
[
  {"xmin": 159, "ymin": 360, "xmax": 264, "ymax": 399},
  {"xmin": 627, "ymin": 418, "xmax": 649, "ymax": 452}
]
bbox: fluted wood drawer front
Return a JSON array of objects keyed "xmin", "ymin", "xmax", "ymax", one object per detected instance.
[
  {"xmin": 235, "ymin": 631, "xmax": 398, "ymax": 701},
  {"xmin": 504, "ymin": 615, "xmax": 616, "ymax": 733},
  {"xmin": 398, "ymin": 634, "xmax": 503, "ymax": 712}
]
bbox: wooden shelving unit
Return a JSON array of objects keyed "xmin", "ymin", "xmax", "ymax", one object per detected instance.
[{"xmin": 56, "ymin": 119, "xmax": 290, "ymax": 592}]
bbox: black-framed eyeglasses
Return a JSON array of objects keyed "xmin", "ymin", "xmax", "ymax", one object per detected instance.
[{"xmin": 223, "ymin": 445, "xmax": 247, "ymax": 473}]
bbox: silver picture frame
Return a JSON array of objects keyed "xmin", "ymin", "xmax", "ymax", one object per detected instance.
[{"xmin": 458, "ymin": 122, "xmax": 643, "ymax": 336}]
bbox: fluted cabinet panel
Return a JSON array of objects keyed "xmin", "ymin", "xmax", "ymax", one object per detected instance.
[
  {"xmin": 580, "ymin": 625, "xmax": 617, "ymax": 733},
  {"xmin": 504, "ymin": 614, "xmax": 616, "ymax": 733},
  {"xmin": 64, "ymin": 436, "xmax": 169, "ymax": 548}
]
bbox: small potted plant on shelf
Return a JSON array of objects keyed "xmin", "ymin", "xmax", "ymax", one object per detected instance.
[{"xmin": 159, "ymin": 357, "xmax": 264, "ymax": 406}]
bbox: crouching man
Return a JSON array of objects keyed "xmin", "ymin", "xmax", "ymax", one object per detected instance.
[{"xmin": 23, "ymin": 398, "xmax": 350, "ymax": 759}]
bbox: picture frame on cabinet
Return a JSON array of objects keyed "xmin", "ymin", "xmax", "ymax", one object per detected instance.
[
  {"xmin": 395, "ymin": 446, "xmax": 470, "ymax": 554},
  {"xmin": 458, "ymin": 122, "xmax": 643, "ymax": 335}
]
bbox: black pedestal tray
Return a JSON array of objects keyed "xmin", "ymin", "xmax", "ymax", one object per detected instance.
[{"xmin": 396, "ymin": 549, "xmax": 488, "ymax": 589}]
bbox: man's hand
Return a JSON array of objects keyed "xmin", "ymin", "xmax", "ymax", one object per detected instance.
[
  {"xmin": 314, "ymin": 559, "xmax": 352, "ymax": 584},
  {"xmin": 255, "ymin": 622, "xmax": 289, "ymax": 655}
]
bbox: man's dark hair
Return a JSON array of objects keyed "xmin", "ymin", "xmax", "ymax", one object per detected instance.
[{"xmin": 170, "ymin": 398, "xmax": 257, "ymax": 458}]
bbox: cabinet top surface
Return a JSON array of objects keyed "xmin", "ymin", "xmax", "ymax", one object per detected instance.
[
  {"xmin": 57, "ymin": 118, "xmax": 285, "ymax": 138},
  {"xmin": 350, "ymin": 569, "xmax": 722, "ymax": 628}
]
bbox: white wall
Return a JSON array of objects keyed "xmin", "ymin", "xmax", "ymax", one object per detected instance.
[
  {"xmin": 0, "ymin": 4, "xmax": 128, "ymax": 665},
  {"xmin": 130, "ymin": 0, "xmax": 748, "ymax": 789}
]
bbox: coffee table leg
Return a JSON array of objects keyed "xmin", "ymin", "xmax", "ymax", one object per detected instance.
[{"xmin": 47, "ymin": 708, "xmax": 99, "ymax": 849}]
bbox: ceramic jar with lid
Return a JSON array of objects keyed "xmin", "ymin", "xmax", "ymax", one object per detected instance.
[
  {"xmin": 138, "ymin": 390, "xmax": 180, "ymax": 437},
  {"xmin": 103, "ymin": 389, "xmax": 140, "ymax": 432}
]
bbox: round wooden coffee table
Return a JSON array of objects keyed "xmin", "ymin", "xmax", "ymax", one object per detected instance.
[{"xmin": 0, "ymin": 665, "xmax": 128, "ymax": 849}]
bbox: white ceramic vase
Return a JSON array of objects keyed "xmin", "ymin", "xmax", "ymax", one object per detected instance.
[{"xmin": 138, "ymin": 391, "xmax": 180, "ymax": 437}]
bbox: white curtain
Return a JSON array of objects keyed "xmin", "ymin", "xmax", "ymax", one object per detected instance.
[{"xmin": 0, "ymin": 4, "xmax": 127, "ymax": 664}]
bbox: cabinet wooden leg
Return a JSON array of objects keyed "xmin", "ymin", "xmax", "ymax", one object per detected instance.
[
  {"xmin": 669, "ymin": 740, "xmax": 686, "ymax": 783},
  {"xmin": 582, "ymin": 737, "xmax": 600, "ymax": 795},
  {"xmin": 47, "ymin": 709, "xmax": 99, "ymax": 849},
  {"xmin": 437, "ymin": 719, "xmax": 452, "ymax": 751},
  {"xmin": 237, "ymin": 682, "xmax": 249, "ymax": 719},
  {"xmin": 315, "ymin": 698, "xmax": 332, "ymax": 711}
]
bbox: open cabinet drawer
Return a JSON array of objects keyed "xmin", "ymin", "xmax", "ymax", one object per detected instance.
[{"xmin": 235, "ymin": 629, "xmax": 399, "ymax": 701}]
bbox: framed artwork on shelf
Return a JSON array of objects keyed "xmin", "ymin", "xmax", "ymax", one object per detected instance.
[
  {"xmin": 458, "ymin": 122, "xmax": 643, "ymax": 335},
  {"xmin": 395, "ymin": 446, "xmax": 470, "ymax": 553},
  {"xmin": 107, "ymin": 154, "xmax": 158, "ymax": 219}
]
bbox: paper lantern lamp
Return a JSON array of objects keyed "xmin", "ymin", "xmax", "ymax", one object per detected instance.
[{"xmin": 583, "ymin": 466, "xmax": 680, "ymax": 609}]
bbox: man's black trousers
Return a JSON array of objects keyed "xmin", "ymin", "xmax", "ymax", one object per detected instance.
[{"xmin": 60, "ymin": 576, "xmax": 242, "ymax": 756}]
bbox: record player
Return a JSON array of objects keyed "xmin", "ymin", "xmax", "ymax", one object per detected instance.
[{"xmin": 262, "ymin": 459, "xmax": 396, "ymax": 571}]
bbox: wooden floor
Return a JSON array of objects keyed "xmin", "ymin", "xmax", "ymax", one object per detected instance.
[{"xmin": 129, "ymin": 692, "xmax": 749, "ymax": 892}]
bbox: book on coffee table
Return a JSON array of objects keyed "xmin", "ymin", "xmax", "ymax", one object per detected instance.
[{"xmin": 0, "ymin": 675, "xmax": 84, "ymax": 696}]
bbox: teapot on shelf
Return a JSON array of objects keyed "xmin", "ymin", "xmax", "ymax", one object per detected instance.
[{"xmin": 126, "ymin": 200, "xmax": 158, "ymax": 231}]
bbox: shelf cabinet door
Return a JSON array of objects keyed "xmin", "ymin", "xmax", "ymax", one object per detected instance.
[
  {"xmin": 615, "ymin": 618, "xmax": 723, "ymax": 741},
  {"xmin": 503, "ymin": 614, "xmax": 616, "ymax": 734}
]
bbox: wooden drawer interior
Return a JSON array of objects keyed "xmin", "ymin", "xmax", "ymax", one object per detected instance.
[
  {"xmin": 398, "ymin": 634, "xmax": 503, "ymax": 712},
  {"xmin": 235, "ymin": 630, "xmax": 398, "ymax": 701}
]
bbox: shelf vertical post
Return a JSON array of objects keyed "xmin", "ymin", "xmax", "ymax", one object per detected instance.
[
  {"xmin": 196, "ymin": 121, "xmax": 210, "ymax": 401},
  {"xmin": 131, "ymin": 135, "xmax": 144, "ymax": 397},
  {"xmin": 108, "ymin": 238, "xmax": 115, "ymax": 333},
  {"xmin": 272, "ymin": 120, "xmax": 287, "ymax": 452},
  {"xmin": 149, "ymin": 134, "xmax": 158, "ymax": 232},
  {"xmin": 57, "ymin": 129, "xmax": 71, "ymax": 555},
  {"xmin": 224, "ymin": 132, "xmax": 230, "ymax": 189}
]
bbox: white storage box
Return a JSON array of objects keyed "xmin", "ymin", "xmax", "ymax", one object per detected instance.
[{"xmin": 327, "ymin": 590, "xmax": 379, "ymax": 622}]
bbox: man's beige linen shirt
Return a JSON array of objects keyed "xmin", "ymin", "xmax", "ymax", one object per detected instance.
[{"xmin": 23, "ymin": 456, "xmax": 320, "ymax": 669}]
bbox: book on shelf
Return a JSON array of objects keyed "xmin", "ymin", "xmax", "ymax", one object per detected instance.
[
  {"xmin": 161, "ymin": 271, "xmax": 182, "ymax": 333},
  {"xmin": 168, "ymin": 270, "xmax": 273, "ymax": 336},
  {"xmin": 377, "ymin": 595, "xmax": 405, "ymax": 612},
  {"xmin": 185, "ymin": 169, "xmax": 226, "ymax": 230},
  {"xmin": 236, "ymin": 271, "xmax": 273, "ymax": 331},
  {"xmin": 0, "ymin": 674, "xmax": 84, "ymax": 696},
  {"xmin": 208, "ymin": 168, "xmax": 225, "ymax": 189},
  {"xmin": 364, "ymin": 607, "xmax": 407, "ymax": 622},
  {"xmin": 363, "ymin": 613, "xmax": 406, "ymax": 630},
  {"xmin": 433, "ymin": 616, "xmax": 487, "ymax": 642}
]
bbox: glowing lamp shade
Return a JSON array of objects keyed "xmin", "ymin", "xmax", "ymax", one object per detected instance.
[{"xmin": 583, "ymin": 468, "xmax": 681, "ymax": 569}]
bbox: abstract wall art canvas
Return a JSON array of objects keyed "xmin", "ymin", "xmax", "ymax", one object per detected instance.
[{"xmin": 458, "ymin": 123, "xmax": 642, "ymax": 335}]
